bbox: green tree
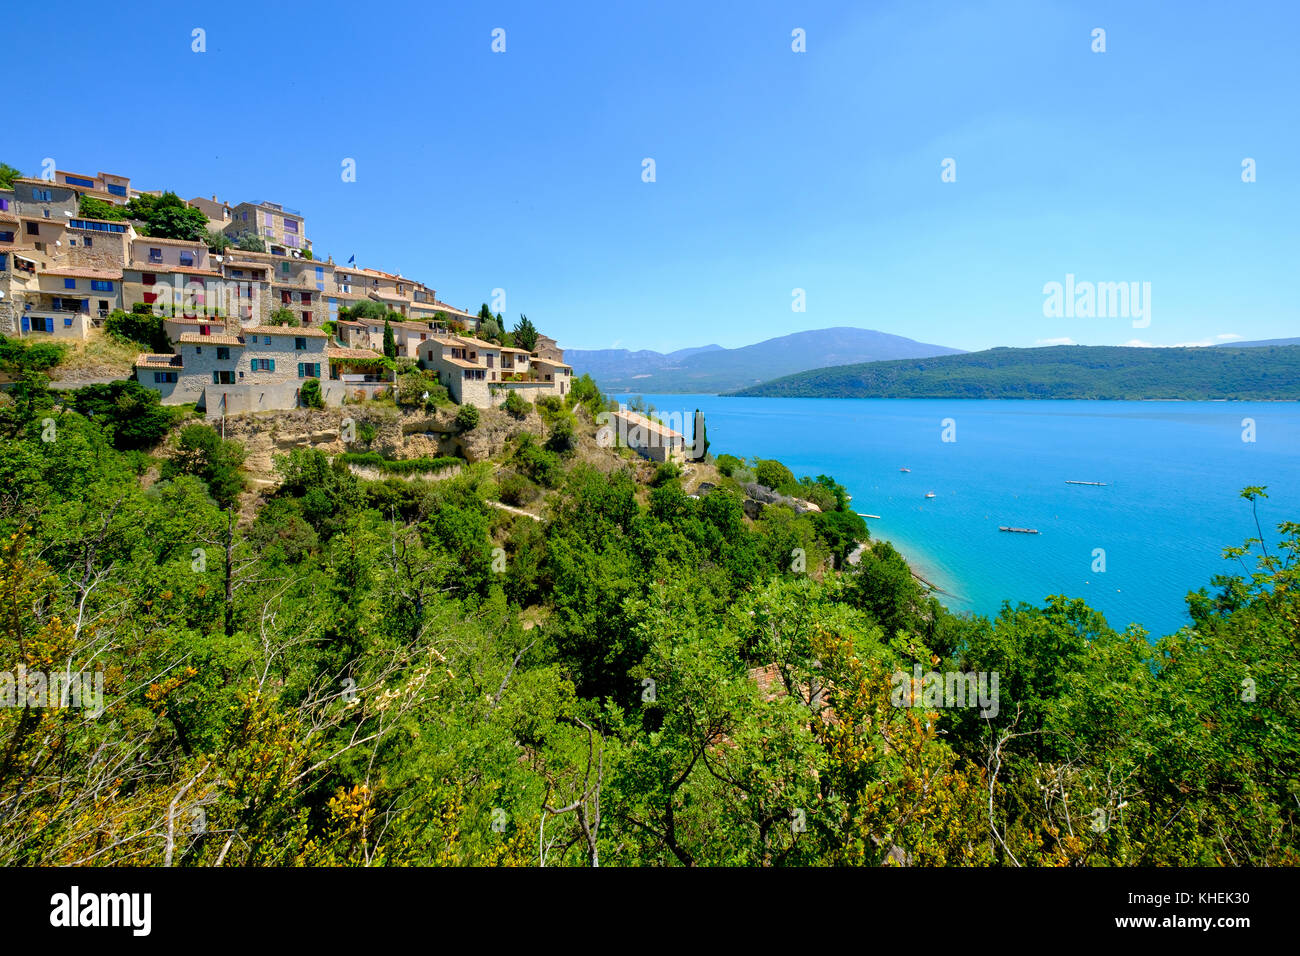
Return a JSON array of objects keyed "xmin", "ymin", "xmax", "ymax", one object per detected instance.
[
  {"xmin": 268, "ymin": 307, "xmax": 299, "ymax": 327},
  {"xmin": 0, "ymin": 162, "xmax": 20, "ymax": 189},
  {"xmin": 127, "ymin": 191, "xmax": 208, "ymax": 241},
  {"xmin": 77, "ymin": 195, "xmax": 127, "ymax": 221},
  {"xmin": 383, "ymin": 320, "xmax": 397, "ymax": 359},
  {"xmin": 206, "ymin": 229, "xmax": 232, "ymax": 252},
  {"xmin": 236, "ymin": 233, "xmax": 266, "ymax": 253},
  {"xmin": 513, "ymin": 315, "xmax": 539, "ymax": 353},
  {"xmin": 161, "ymin": 424, "xmax": 246, "ymax": 508},
  {"xmin": 67, "ymin": 380, "xmax": 175, "ymax": 451}
]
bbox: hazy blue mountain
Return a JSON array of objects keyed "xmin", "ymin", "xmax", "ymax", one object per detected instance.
[
  {"xmin": 1215, "ymin": 337, "xmax": 1300, "ymax": 348},
  {"xmin": 567, "ymin": 327, "xmax": 964, "ymax": 393},
  {"xmin": 730, "ymin": 344, "xmax": 1300, "ymax": 400}
]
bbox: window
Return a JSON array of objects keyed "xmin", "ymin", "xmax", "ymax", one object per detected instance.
[
  {"xmin": 294, "ymin": 337, "xmax": 307, "ymax": 350},
  {"xmin": 216, "ymin": 347, "xmax": 230, "ymax": 360},
  {"xmin": 83, "ymin": 237, "xmax": 93, "ymax": 248},
  {"xmin": 281, "ymin": 291, "xmax": 291, "ymax": 304},
  {"xmin": 200, "ymin": 325, "xmax": 211, "ymax": 335},
  {"xmin": 33, "ymin": 188, "xmax": 52, "ymax": 202},
  {"xmin": 64, "ymin": 317, "xmax": 73, "ymax": 327},
  {"xmin": 194, "ymin": 347, "xmax": 202, "ymax": 354},
  {"xmin": 213, "ymin": 371, "xmax": 236, "ymax": 385},
  {"xmin": 315, "ymin": 267, "xmax": 324, "ymax": 292},
  {"xmin": 281, "ymin": 263, "xmax": 290, "ymax": 274},
  {"xmin": 64, "ymin": 175, "xmax": 95, "ymax": 188},
  {"xmin": 0, "ymin": 199, "xmax": 7, "ymax": 211},
  {"xmin": 301, "ymin": 292, "xmax": 311, "ymax": 304},
  {"xmin": 179, "ymin": 252, "xmax": 194, "ymax": 267},
  {"xmin": 69, "ymin": 219, "xmax": 126, "ymax": 233},
  {"xmin": 284, "ymin": 219, "xmax": 298, "ymax": 234},
  {"xmin": 263, "ymin": 336, "xmax": 271, "ymax": 345},
  {"xmin": 153, "ymin": 371, "xmax": 178, "ymax": 384},
  {"xmin": 25, "ymin": 222, "xmax": 38, "ymax": 236},
  {"xmin": 251, "ymin": 358, "xmax": 276, "ymax": 372},
  {"xmin": 91, "ymin": 280, "xmax": 113, "ymax": 292},
  {"xmin": 142, "ymin": 273, "xmax": 157, "ymax": 285},
  {"xmin": 64, "ymin": 278, "xmax": 76, "ymax": 289},
  {"xmin": 301, "ymin": 311, "xmax": 311, "ymax": 325},
  {"xmin": 0, "ymin": 232, "xmax": 12, "ymax": 243},
  {"xmin": 107, "ymin": 184, "xmax": 128, "ymax": 197},
  {"xmin": 0, "ymin": 255, "xmax": 6, "ymax": 271},
  {"xmin": 297, "ymin": 362, "xmax": 321, "ymax": 378},
  {"xmin": 149, "ymin": 248, "xmax": 163, "ymax": 263}
]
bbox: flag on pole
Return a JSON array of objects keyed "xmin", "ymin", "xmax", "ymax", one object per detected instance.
[{"xmin": 347, "ymin": 254, "xmax": 355, "ymax": 264}]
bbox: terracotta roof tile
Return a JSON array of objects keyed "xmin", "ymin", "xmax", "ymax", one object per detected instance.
[
  {"xmin": 240, "ymin": 324, "xmax": 329, "ymax": 337},
  {"xmin": 179, "ymin": 333, "xmax": 243, "ymax": 346},
  {"xmin": 39, "ymin": 267, "xmax": 123, "ymax": 279},
  {"xmin": 134, "ymin": 353, "xmax": 183, "ymax": 368},
  {"xmin": 327, "ymin": 347, "xmax": 383, "ymax": 360}
]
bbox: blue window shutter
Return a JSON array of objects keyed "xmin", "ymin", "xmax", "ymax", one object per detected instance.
[
  {"xmin": 269, "ymin": 359, "xmax": 275, "ymax": 372},
  {"xmin": 21, "ymin": 316, "xmax": 29, "ymax": 332},
  {"xmin": 298, "ymin": 363, "xmax": 303, "ymax": 377}
]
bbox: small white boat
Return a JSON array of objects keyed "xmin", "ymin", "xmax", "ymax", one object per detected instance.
[
  {"xmin": 900, "ymin": 467, "xmax": 911, "ymax": 473},
  {"xmin": 924, "ymin": 491, "xmax": 936, "ymax": 499}
]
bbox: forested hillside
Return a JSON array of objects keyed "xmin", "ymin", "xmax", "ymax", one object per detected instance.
[
  {"xmin": 1, "ymin": 335, "xmax": 1296, "ymax": 866},
  {"xmin": 732, "ymin": 344, "xmax": 1300, "ymax": 399}
]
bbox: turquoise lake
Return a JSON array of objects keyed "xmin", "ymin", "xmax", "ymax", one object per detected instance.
[{"xmin": 613, "ymin": 395, "xmax": 1300, "ymax": 639}]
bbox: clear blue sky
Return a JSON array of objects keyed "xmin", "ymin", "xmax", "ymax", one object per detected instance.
[{"xmin": 9, "ymin": 0, "xmax": 1297, "ymax": 352}]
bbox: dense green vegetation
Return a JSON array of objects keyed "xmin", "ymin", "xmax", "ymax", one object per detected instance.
[
  {"xmin": 337, "ymin": 452, "xmax": 462, "ymax": 475},
  {"xmin": 0, "ymin": 334, "xmax": 1295, "ymax": 866},
  {"xmin": 732, "ymin": 345, "xmax": 1300, "ymax": 399},
  {"xmin": 104, "ymin": 304, "xmax": 171, "ymax": 353}
]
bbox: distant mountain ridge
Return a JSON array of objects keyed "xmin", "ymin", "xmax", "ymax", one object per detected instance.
[
  {"xmin": 567, "ymin": 327, "xmax": 964, "ymax": 393},
  {"xmin": 1216, "ymin": 337, "xmax": 1300, "ymax": 348},
  {"xmin": 729, "ymin": 344, "xmax": 1300, "ymax": 400}
]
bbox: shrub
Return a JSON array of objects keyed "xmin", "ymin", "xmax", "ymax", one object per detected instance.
[
  {"xmin": 715, "ymin": 453, "xmax": 743, "ymax": 477},
  {"xmin": 498, "ymin": 471, "xmax": 538, "ymax": 506},
  {"xmin": 503, "ymin": 390, "xmax": 531, "ymax": 418},
  {"xmin": 545, "ymin": 415, "xmax": 576, "ymax": 453},
  {"xmin": 269, "ymin": 307, "xmax": 300, "ymax": 327},
  {"xmin": 651, "ymin": 461, "xmax": 682, "ymax": 487},
  {"xmin": 300, "ymin": 378, "xmax": 324, "ymax": 408},
  {"xmin": 454, "ymin": 404, "xmax": 480, "ymax": 431},
  {"xmin": 513, "ymin": 435, "xmax": 563, "ymax": 488},
  {"xmin": 755, "ymin": 458, "xmax": 796, "ymax": 492},
  {"xmin": 104, "ymin": 308, "xmax": 170, "ymax": 352},
  {"xmin": 337, "ymin": 452, "xmax": 462, "ymax": 475},
  {"xmin": 396, "ymin": 371, "xmax": 435, "ymax": 408}
]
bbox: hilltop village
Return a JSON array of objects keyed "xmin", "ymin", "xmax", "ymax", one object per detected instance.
[{"xmin": 0, "ymin": 166, "xmax": 576, "ymax": 417}]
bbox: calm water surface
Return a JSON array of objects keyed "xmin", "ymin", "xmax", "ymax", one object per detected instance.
[{"xmin": 615, "ymin": 395, "xmax": 1300, "ymax": 638}]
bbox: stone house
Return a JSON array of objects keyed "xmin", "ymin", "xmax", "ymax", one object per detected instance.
[
  {"xmin": 223, "ymin": 201, "xmax": 311, "ymax": 257},
  {"xmin": 606, "ymin": 408, "xmax": 687, "ymax": 464},
  {"xmin": 134, "ymin": 324, "xmax": 331, "ymax": 418}
]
